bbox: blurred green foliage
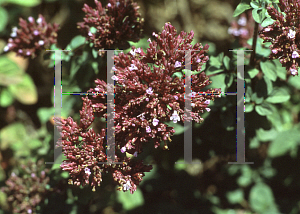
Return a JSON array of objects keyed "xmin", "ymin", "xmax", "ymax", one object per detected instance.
[{"xmin": 1, "ymin": 0, "xmax": 300, "ymax": 214}]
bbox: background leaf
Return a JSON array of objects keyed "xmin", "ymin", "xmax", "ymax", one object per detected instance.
[
  {"xmin": 233, "ymin": 0, "xmax": 251, "ymax": 17},
  {"xmin": 8, "ymin": 74, "xmax": 38, "ymax": 105},
  {"xmin": 249, "ymin": 182, "xmax": 279, "ymax": 213},
  {"xmin": 1, "ymin": 0, "xmax": 41, "ymax": 7}
]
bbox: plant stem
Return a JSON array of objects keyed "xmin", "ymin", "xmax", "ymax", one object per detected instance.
[{"xmin": 250, "ymin": 22, "xmax": 259, "ymax": 67}]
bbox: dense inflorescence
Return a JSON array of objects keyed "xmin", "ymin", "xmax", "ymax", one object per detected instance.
[
  {"xmin": 3, "ymin": 14, "xmax": 59, "ymax": 58},
  {"xmin": 57, "ymin": 22, "xmax": 221, "ymax": 193},
  {"xmin": 88, "ymin": 22, "xmax": 221, "ymax": 159},
  {"xmin": 259, "ymin": 0, "xmax": 300, "ymax": 76},
  {"xmin": 77, "ymin": 0, "xmax": 144, "ymax": 55},
  {"xmin": 1, "ymin": 160, "xmax": 50, "ymax": 214},
  {"xmin": 56, "ymin": 97, "xmax": 152, "ymax": 193}
]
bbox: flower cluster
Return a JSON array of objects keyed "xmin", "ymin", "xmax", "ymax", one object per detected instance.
[
  {"xmin": 3, "ymin": 14, "xmax": 59, "ymax": 58},
  {"xmin": 259, "ymin": 0, "xmax": 300, "ymax": 76},
  {"xmin": 56, "ymin": 97, "xmax": 152, "ymax": 193},
  {"xmin": 88, "ymin": 22, "xmax": 221, "ymax": 157},
  {"xmin": 228, "ymin": 11, "xmax": 263, "ymax": 48},
  {"xmin": 1, "ymin": 159, "xmax": 50, "ymax": 214},
  {"xmin": 77, "ymin": 0, "xmax": 144, "ymax": 56}
]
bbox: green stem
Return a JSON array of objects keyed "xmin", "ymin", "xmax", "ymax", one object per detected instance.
[{"xmin": 250, "ymin": 22, "xmax": 259, "ymax": 67}]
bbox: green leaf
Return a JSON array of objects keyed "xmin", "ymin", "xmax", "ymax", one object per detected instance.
[
  {"xmin": 265, "ymin": 88, "xmax": 290, "ymax": 103},
  {"xmin": 245, "ymin": 85, "xmax": 252, "ymax": 102},
  {"xmin": 0, "ymin": 88, "xmax": 14, "ymax": 107},
  {"xmin": 260, "ymin": 60, "xmax": 277, "ymax": 81},
  {"xmin": 223, "ymin": 55, "xmax": 230, "ymax": 70},
  {"xmin": 273, "ymin": 59, "xmax": 286, "ymax": 80},
  {"xmin": 51, "ymin": 152, "xmax": 63, "ymax": 171},
  {"xmin": 164, "ymin": 122, "xmax": 187, "ymax": 135},
  {"xmin": 233, "ymin": 0, "xmax": 251, "ymax": 17},
  {"xmin": 245, "ymin": 103, "xmax": 254, "ymax": 112},
  {"xmin": 28, "ymin": 139, "xmax": 43, "ymax": 149},
  {"xmin": 226, "ymin": 189, "xmax": 244, "ymax": 204},
  {"xmin": 249, "ymin": 182, "xmax": 279, "ymax": 213},
  {"xmin": 117, "ymin": 188, "xmax": 144, "ymax": 210},
  {"xmin": 288, "ymin": 72, "xmax": 300, "ymax": 89},
  {"xmin": 261, "ymin": 17, "xmax": 275, "ymax": 27},
  {"xmin": 225, "ymin": 73, "xmax": 234, "ymax": 88},
  {"xmin": 251, "ymin": 92, "xmax": 264, "ymax": 104},
  {"xmin": 69, "ymin": 35, "xmax": 86, "ymax": 50},
  {"xmin": 8, "ymin": 74, "xmax": 37, "ymax": 105},
  {"xmin": 250, "ymin": 1, "xmax": 260, "ymax": 9},
  {"xmin": 206, "ymin": 66, "xmax": 223, "ymax": 75},
  {"xmin": 128, "ymin": 38, "xmax": 150, "ymax": 52},
  {"xmin": 0, "ymin": 56, "xmax": 24, "ymax": 86},
  {"xmin": 0, "ymin": 6, "xmax": 8, "ymax": 32},
  {"xmin": 256, "ymin": 128, "xmax": 278, "ymax": 142},
  {"xmin": 209, "ymin": 53, "xmax": 224, "ymax": 68},
  {"xmin": 37, "ymin": 107, "xmax": 55, "ymax": 124},
  {"xmin": 268, "ymin": 127, "xmax": 300, "ymax": 157},
  {"xmin": 249, "ymin": 137, "xmax": 260, "ymax": 148},
  {"xmin": 206, "ymin": 73, "xmax": 226, "ymax": 93},
  {"xmin": 252, "ymin": 8, "xmax": 262, "ymax": 23},
  {"xmin": 0, "ymin": 123, "xmax": 28, "ymax": 150},
  {"xmin": 237, "ymin": 165, "xmax": 253, "ymax": 187},
  {"xmin": 255, "ymin": 102, "xmax": 274, "ymax": 116},
  {"xmin": 247, "ymin": 68, "xmax": 259, "ymax": 78},
  {"xmin": 2, "ymin": 0, "xmax": 41, "ymax": 7}
]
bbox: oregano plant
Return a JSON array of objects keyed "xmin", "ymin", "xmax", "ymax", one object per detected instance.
[{"xmin": 1, "ymin": 0, "xmax": 300, "ymax": 213}]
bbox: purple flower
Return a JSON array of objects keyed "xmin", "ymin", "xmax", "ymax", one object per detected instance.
[
  {"xmin": 288, "ymin": 29, "xmax": 296, "ymax": 39},
  {"xmin": 5, "ymin": 14, "xmax": 59, "ymax": 58},
  {"xmin": 170, "ymin": 110, "xmax": 180, "ymax": 123},
  {"xmin": 123, "ymin": 180, "xmax": 131, "ymax": 191},
  {"xmin": 175, "ymin": 61, "xmax": 182, "ymax": 68},
  {"xmin": 38, "ymin": 40, "xmax": 44, "ymax": 46},
  {"xmin": 112, "ymin": 75, "xmax": 118, "ymax": 81},
  {"xmin": 146, "ymin": 126, "xmax": 151, "ymax": 133},
  {"xmin": 152, "ymin": 118, "xmax": 159, "ymax": 126},
  {"xmin": 292, "ymin": 51, "xmax": 299, "ymax": 58},
  {"xmin": 36, "ymin": 17, "xmax": 42, "ymax": 24},
  {"xmin": 85, "ymin": 168, "xmax": 91, "ymax": 176},
  {"xmin": 174, "ymin": 95, "xmax": 178, "ymax": 100},
  {"xmin": 146, "ymin": 87, "xmax": 153, "ymax": 94},
  {"xmin": 196, "ymin": 58, "xmax": 201, "ymax": 63},
  {"xmin": 133, "ymin": 151, "xmax": 138, "ymax": 157},
  {"xmin": 121, "ymin": 146, "xmax": 126, "ymax": 153},
  {"xmin": 28, "ymin": 16, "xmax": 34, "ymax": 23},
  {"xmin": 33, "ymin": 30, "xmax": 39, "ymax": 35},
  {"xmin": 129, "ymin": 64, "xmax": 138, "ymax": 71},
  {"xmin": 147, "ymin": 38, "xmax": 151, "ymax": 42},
  {"xmin": 205, "ymin": 108, "xmax": 211, "ymax": 112},
  {"xmin": 290, "ymin": 68, "xmax": 298, "ymax": 76},
  {"xmin": 204, "ymin": 100, "xmax": 210, "ymax": 105},
  {"xmin": 239, "ymin": 28, "xmax": 249, "ymax": 37},
  {"xmin": 237, "ymin": 16, "xmax": 247, "ymax": 26}
]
